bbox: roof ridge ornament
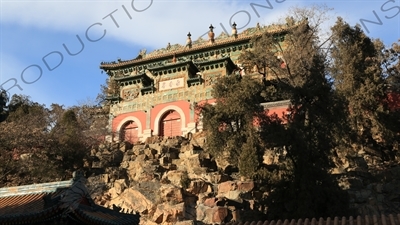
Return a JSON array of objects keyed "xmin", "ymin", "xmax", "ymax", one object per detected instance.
[
  {"xmin": 134, "ymin": 49, "xmax": 147, "ymax": 60},
  {"xmin": 208, "ymin": 24, "xmax": 215, "ymax": 44},
  {"xmin": 186, "ymin": 32, "xmax": 192, "ymax": 49},
  {"xmin": 232, "ymin": 22, "xmax": 238, "ymax": 39}
]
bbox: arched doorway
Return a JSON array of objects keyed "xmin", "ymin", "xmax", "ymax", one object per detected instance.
[
  {"xmin": 121, "ymin": 121, "xmax": 139, "ymax": 143},
  {"xmin": 160, "ymin": 110, "xmax": 181, "ymax": 137}
]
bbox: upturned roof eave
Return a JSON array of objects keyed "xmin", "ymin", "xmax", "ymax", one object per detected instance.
[
  {"xmin": 99, "ymin": 37, "xmax": 252, "ymax": 70},
  {"xmin": 99, "ymin": 25, "xmax": 299, "ymax": 70}
]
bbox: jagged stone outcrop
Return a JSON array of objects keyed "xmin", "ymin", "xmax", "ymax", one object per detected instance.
[{"xmin": 86, "ymin": 133, "xmax": 400, "ymax": 224}]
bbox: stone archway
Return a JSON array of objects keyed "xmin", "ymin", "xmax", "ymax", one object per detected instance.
[
  {"xmin": 115, "ymin": 116, "xmax": 143, "ymax": 143},
  {"xmin": 121, "ymin": 120, "xmax": 139, "ymax": 143},
  {"xmin": 153, "ymin": 105, "xmax": 186, "ymax": 136}
]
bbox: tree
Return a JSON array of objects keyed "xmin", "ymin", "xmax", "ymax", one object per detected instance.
[
  {"xmin": 0, "ymin": 94, "xmax": 54, "ymax": 185},
  {"xmin": 47, "ymin": 109, "xmax": 92, "ymax": 175},
  {"xmin": 71, "ymin": 98, "xmax": 109, "ymax": 143},
  {"xmin": 96, "ymin": 78, "xmax": 120, "ymax": 113},
  {"xmin": 239, "ymin": 5, "xmax": 350, "ymax": 219},
  {"xmin": 330, "ymin": 18, "xmax": 398, "ymax": 159},
  {"xmin": 199, "ymin": 75, "xmax": 268, "ymax": 178},
  {"xmin": 374, "ymin": 40, "xmax": 400, "ymax": 142},
  {"xmin": 380, "ymin": 40, "xmax": 400, "ymax": 92},
  {"xmin": 0, "ymin": 95, "xmax": 50, "ymax": 151},
  {"xmin": 0, "ymin": 94, "xmax": 106, "ymax": 186},
  {"xmin": 380, "ymin": 40, "xmax": 400, "ymax": 143},
  {"xmin": 0, "ymin": 89, "xmax": 8, "ymax": 122}
]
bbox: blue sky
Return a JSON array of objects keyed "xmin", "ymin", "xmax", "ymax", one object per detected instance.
[{"xmin": 1, "ymin": 0, "xmax": 399, "ymax": 108}]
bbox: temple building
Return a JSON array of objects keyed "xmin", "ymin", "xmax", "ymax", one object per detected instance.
[{"xmin": 100, "ymin": 22, "xmax": 295, "ymax": 143}]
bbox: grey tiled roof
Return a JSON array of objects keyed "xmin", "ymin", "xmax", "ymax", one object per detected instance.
[
  {"xmin": 0, "ymin": 174, "xmax": 140, "ymax": 225},
  {"xmin": 227, "ymin": 214, "xmax": 400, "ymax": 225}
]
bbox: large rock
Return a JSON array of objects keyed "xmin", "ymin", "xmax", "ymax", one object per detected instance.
[
  {"xmin": 195, "ymin": 204, "xmax": 208, "ymax": 222},
  {"xmin": 163, "ymin": 137, "xmax": 182, "ymax": 148},
  {"xmin": 162, "ymin": 170, "xmax": 189, "ymax": 188},
  {"xmin": 148, "ymin": 143, "xmax": 164, "ymax": 154},
  {"xmin": 108, "ymin": 188, "xmax": 156, "ymax": 215},
  {"xmin": 190, "ymin": 132, "xmax": 206, "ymax": 148},
  {"xmin": 263, "ymin": 149, "xmax": 279, "ymax": 165},
  {"xmin": 197, "ymin": 205, "xmax": 228, "ymax": 224},
  {"xmin": 144, "ymin": 148, "xmax": 158, "ymax": 158},
  {"xmin": 214, "ymin": 152, "xmax": 234, "ymax": 173},
  {"xmin": 158, "ymin": 184, "xmax": 184, "ymax": 203},
  {"xmin": 132, "ymin": 144, "xmax": 145, "ymax": 155},
  {"xmin": 113, "ymin": 179, "xmax": 127, "ymax": 195},
  {"xmin": 212, "ymin": 207, "xmax": 228, "ymax": 224},
  {"xmin": 152, "ymin": 202, "xmax": 185, "ymax": 223},
  {"xmin": 187, "ymin": 167, "xmax": 208, "ymax": 180},
  {"xmin": 197, "ymin": 192, "xmax": 213, "ymax": 205},
  {"xmin": 179, "ymin": 143, "xmax": 193, "ymax": 153},
  {"xmin": 196, "ymin": 204, "xmax": 228, "ymax": 224},
  {"xmin": 186, "ymin": 154, "xmax": 202, "ymax": 168},
  {"xmin": 217, "ymin": 181, "xmax": 254, "ymax": 201},
  {"xmin": 178, "ymin": 151, "xmax": 195, "ymax": 160},
  {"xmin": 127, "ymin": 160, "xmax": 158, "ymax": 182},
  {"xmin": 145, "ymin": 136, "xmax": 162, "ymax": 144},
  {"xmin": 105, "ymin": 178, "xmax": 128, "ymax": 198},
  {"xmin": 218, "ymin": 181, "xmax": 237, "ymax": 193},
  {"xmin": 203, "ymin": 197, "xmax": 218, "ymax": 207},
  {"xmin": 122, "ymin": 154, "xmax": 132, "ymax": 162},
  {"xmin": 175, "ymin": 154, "xmax": 208, "ymax": 179},
  {"xmin": 237, "ymin": 181, "xmax": 254, "ymax": 192},
  {"xmin": 186, "ymin": 179, "xmax": 213, "ymax": 195},
  {"xmin": 202, "ymin": 172, "xmax": 230, "ymax": 184}
]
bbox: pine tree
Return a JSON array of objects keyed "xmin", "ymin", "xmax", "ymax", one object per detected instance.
[
  {"xmin": 199, "ymin": 75, "xmax": 268, "ymax": 178},
  {"xmin": 330, "ymin": 18, "xmax": 396, "ymax": 159},
  {"xmin": 0, "ymin": 89, "xmax": 8, "ymax": 122},
  {"xmin": 380, "ymin": 39, "xmax": 400, "ymax": 93},
  {"xmin": 239, "ymin": 6, "xmax": 350, "ymax": 219}
]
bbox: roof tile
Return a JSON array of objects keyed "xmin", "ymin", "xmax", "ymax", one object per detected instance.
[{"xmin": 227, "ymin": 215, "xmax": 400, "ymax": 225}]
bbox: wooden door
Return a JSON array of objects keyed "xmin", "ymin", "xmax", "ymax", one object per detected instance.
[
  {"xmin": 160, "ymin": 110, "xmax": 181, "ymax": 137},
  {"xmin": 122, "ymin": 121, "xmax": 139, "ymax": 143}
]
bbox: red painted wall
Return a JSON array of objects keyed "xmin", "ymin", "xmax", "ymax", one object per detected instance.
[
  {"xmin": 194, "ymin": 99, "xmax": 216, "ymax": 123},
  {"xmin": 112, "ymin": 99, "xmax": 290, "ymax": 138},
  {"xmin": 267, "ymin": 106, "xmax": 289, "ymax": 119}
]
